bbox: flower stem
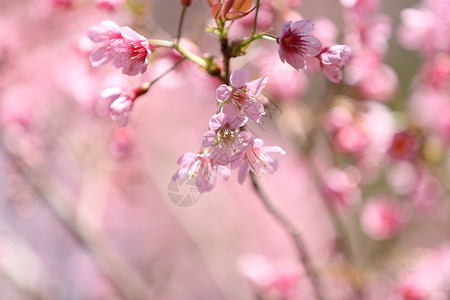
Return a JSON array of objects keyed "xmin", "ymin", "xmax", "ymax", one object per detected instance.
[
  {"xmin": 148, "ymin": 39, "xmax": 208, "ymax": 69},
  {"xmin": 249, "ymin": 173, "xmax": 326, "ymax": 300},
  {"xmin": 252, "ymin": 0, "xmax": 261, "ymax": 36},
  {"xmin": 176, "ymin": 6, "xmax": 187, "ymax": 45}
]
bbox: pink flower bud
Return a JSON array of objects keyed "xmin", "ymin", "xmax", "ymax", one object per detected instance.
[{"xmin": 181, "ymin": 0, "xmax": 191, "ymax": 7}]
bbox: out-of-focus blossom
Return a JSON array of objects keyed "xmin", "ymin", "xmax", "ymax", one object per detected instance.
[
  {"xmin": 252, "ymin": 48, "xmax": 309, "ymax": 102},
  {"xmin": 217, "ymin": 69, "xmax": 267, "ymax": 124},
  {"xmin": 319, "ymin": 45, "xmax": 354, "ymax": 83},
  {"xmin": 110, "ymin": 127, "xmax": 133, "ymax": 159},
  {"xmin": 390, "ymin": 245, "xmax": 450, "ymax": 300},
  {"xmin": 409, "ymin": 169, "xmax": 442, "ymax": 212},
  {"xmin": 237, "ymin": 254, "xmax": 301, "ymax": 300},
  {"xmin": 172, "ymin": 149, "xmax": 231, "ymax": 193},
  {"xmin": 87, "ymin": 21, "xmax": 152, "ymax": 76},
  {"xmin": 277, "ymin": 20, "xmax": 322, "ymax": 70},
  {"xmin": 397, "ymin": 2, "xmax": 450, "ymax": 57},
  {"xmin": 388, "ymin": 131, "xmax": 421, "ymax": 160},
  {"xmin": 323, "ymin": 166, "xmax": 361, "ymax": 209},
  {"xmin": 345, "ymin": 50, "xmax": 398, "ymax": 102},
  {"xmin": 312, "ymin": 18, "xmax": 338, "ymax": 47},
  {"xmin": 202, "ymin": 113, "xmax": 254, "ymax": 165},
  {"xmin": 230, "ymin": 138, "xmax": 285, "ymax": 184},
  {"xmin": 386, "ymin": 161, "xmax": 418, "ymax": 195},
  {"xmin": 101, "ymin": 87, "xmax": 135, "ymax": 126},
  {"xmin": 95, "ymin": 0, "xmax": 124, "ymax": 11},
  {"xmin": 340, "ymin": 0, "xmax": 379, "ymax": 15},
  {"xmin": 346, "ymin": 14, "xmax": 391, "ymax": 56},
  {"xmin": 360, "ymin": 197, "xmax": 407, "ymax": 240}
]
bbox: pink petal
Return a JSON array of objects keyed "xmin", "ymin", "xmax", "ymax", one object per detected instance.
[
  {"xmin": 247, "ymin": 77, "xmax": 268, "ymax": 96},
  {"xmin": 291, "ymin": 20, "xmax": 315, "ymax": 35},
  {"xmin": 217, "ymin": 165, "xmax": 231, "ymax": 181},
  {"xmin": 261, "ymin": 146, "xmax": 286, "ymax": 155},
  {"xmin": 202, "ymin": 130, "xmax": 217, "ymax": 147},
  {"xmin": 230, "ymin": 151, "xmax": 245, "ymax": 169},
  {"xmin": 222, "ymin": 103, "xmax": 247, "ymax": 128},
  {"xmin": 211, "ymin": 146, "xmax": 231, "ymax": 165},
  {"xmin": 237, "ymin": 162, "xmax": 251, "ymax": 184},
  {"xmin": 90, "ymin": 47, "xmax": 111, "ymax": 67},
  {"xmin": 244, "ymin": 101, "xmax": 265, "ymax": 122},
  {"xmin": 234, "ymin": 131, "xmax": 254, "ymax": 152},
  {"xmin": 301, "ymin": 35, "xmax": 322, "ymax": 56},
  {"xmin": 230, "ymin": 69, "xmax": 249, "ymax": 88},
  {"xmin": 101, "ymin": 87, "xmax": 123, "ymax": 100},
  {"xmin": 281, "ymin": 21, "xmax": 292, "ymax": 35},
  {"xmin": 216, "ymin": 84, "xmax": 231, "ymax": 102},
  {"xmin": 209, "ymin": 112, "xmax": 227, "ymax": 130},
  {"xmin": 253, "ymin": 138, "xmax": 264, "ymax": 148},
  {"xmin": 284, "ymin": 52, "xmax": 306, "ymax": 70},
  {"xmin": 322, "ymin": 64, "xmax": 342, "ymax": 83}
]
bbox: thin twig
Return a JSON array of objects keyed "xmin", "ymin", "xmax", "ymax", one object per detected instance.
[
  {"xmin": 250, "ymin": 172, "xmax": 326, "ymax": 300},
  {"xmin": 0, "ymin": 139, "xmax": 154, "ymax": 300},
  {"xmin": 176, "ymin": 6, "xmax": 187, "ymax": 45}
]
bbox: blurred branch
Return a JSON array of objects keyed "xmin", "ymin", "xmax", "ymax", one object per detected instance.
[
  {"xmin": 250, "ymin": 173, "xmax": 326, "ymax": 300},
  {"xmin": 0, "ymin": 138, "xmax": 154, "ymax": 300}
]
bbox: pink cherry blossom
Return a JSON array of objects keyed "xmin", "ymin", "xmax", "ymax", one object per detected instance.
[
  {"xmin": 230, "ymin": 138, "xmax": 285, "ymax": 184},
  {"xmin": 216, "ymin": 69, "xmax": 268, "ymax": 123},
  {"xmin": 277, "ymin": 20, "xmax": 322, "ymax": 70},
  {"xmin": 172, "ymin": 149, "xmax": 230, "ymax": 193},
  {"xmin": 111, "ymin": 26, "xmax": 152, "ymax": 76},
  {"xmin": 323, "ymin": 167, "xmax": 361, "ymax": 209},
  {"xmin": 360, "ymin": 197, "xmax": 407, "ymax": 240},
  {"xmin": 388, "ymin": 130, "xmax": 421, "ymax": 160},
  {"xmin": 87, "ymin": 20, "xmax": 123, "ymax": 67},
  {"xmin": 202, "ymin": 113, "xmax": 254, "ymax": 166},
  {"xmin": 95, "ymin": 0, "xmax": 124, "ymax": 11},
  {"xmin": 101, "ymin": 87, "xmax": 135, "ymax": 126},
  {"xmin": 390, "ymin": 244, "xmax": 450, "ymax": 300},
  {"xmin": 237, "ymin": 254, "xmax": 301, "ymax": 300},
  {"xmin": 319, "ymin": 45, "xmax": 354, "ymax": 83},
  {"xmin": 87, "ymin": 21, "xmax": 152, "ymax": 76}
]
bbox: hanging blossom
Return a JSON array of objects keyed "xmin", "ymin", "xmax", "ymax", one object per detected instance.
[
  {"xmin": 277, "ymin": 20, "xmax": 322, "ymax": 70},
  {"xmin": 230, "ymin": 138, "xmax": 286, "ymax": 184},
  {"xmin": 202, "ymin": 112, "xmax": 254, "ymax": 166},
  {"xmin": 87, "ymin": 20, "xmax": 153, "ymax": 76},
  {"xmin": 216, "ymin": 69, "xmax": 268, "ymax": 125},
  {"xmin": 319, "ymin": 45, "xmax": 354, "ymax": 83},
  {"xmin": 101, "ymin": 87, "xmax": 135, "ymax": 126},
  {"xmin": 172, "ymin": 149, "xmax": 230, "ymax": 193}
]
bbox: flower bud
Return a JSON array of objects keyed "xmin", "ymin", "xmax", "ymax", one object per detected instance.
[{"xmin": 181, "ymin": 0, "xmax": 191, "ymax": 7}]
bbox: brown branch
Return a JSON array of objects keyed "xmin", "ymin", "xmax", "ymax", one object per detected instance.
[
  {"xmin": 250, "ymin": 172, "xmax": 326, "ymax": 300},
  {"xmin": 0, "ymin": 139, "xmax": 154, "ymax": 300}
]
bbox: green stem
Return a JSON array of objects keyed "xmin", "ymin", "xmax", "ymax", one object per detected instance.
[
  {"xmin": 176, "ymin": 6, "xmax": 187, "ymax": 45},
  {"xmin": 252, "ymin": 0, "xmax": 261, "ymax": 36},
  {"xmin": 148, "ymin": 39, "xmax": 207, "ymax": 69}
]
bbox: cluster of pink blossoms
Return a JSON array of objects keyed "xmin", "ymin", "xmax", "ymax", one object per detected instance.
[
  {"xmin": 85, "ymin": 15, "xmax": 354, "ymax": 192},
  {"xmin": 278, "ymin": 20, "xmax": 354, "ymax": 82},
  {"xmin": 174, "ymin": 69, "xmax": 286, "ymax": 192}
]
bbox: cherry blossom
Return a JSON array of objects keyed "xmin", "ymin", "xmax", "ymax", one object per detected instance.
[
  {"xmin": 216, "ymin": 69, "xmax": 268, "ymax": 124},
  {"xmin": 277, "ymin": 20, "xmax": 322, "ymax": 70},
  {"xmin": 319, "ymin": 45, "xmax": 354, "ymax": 83},
  {"xmin": 202, "ymin": 112, "xmax": 254, "ymax": 165},
  {"xmin": 172, "ymin": 149, "xmax": 230, "ymax": 193},
  {"xmin": 230, "ymin": 138, "xmax": 285, "ymax": 184},
  {"xmin": 87, "ymin": 21, "xmax": 152, "ymax": 76}
]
